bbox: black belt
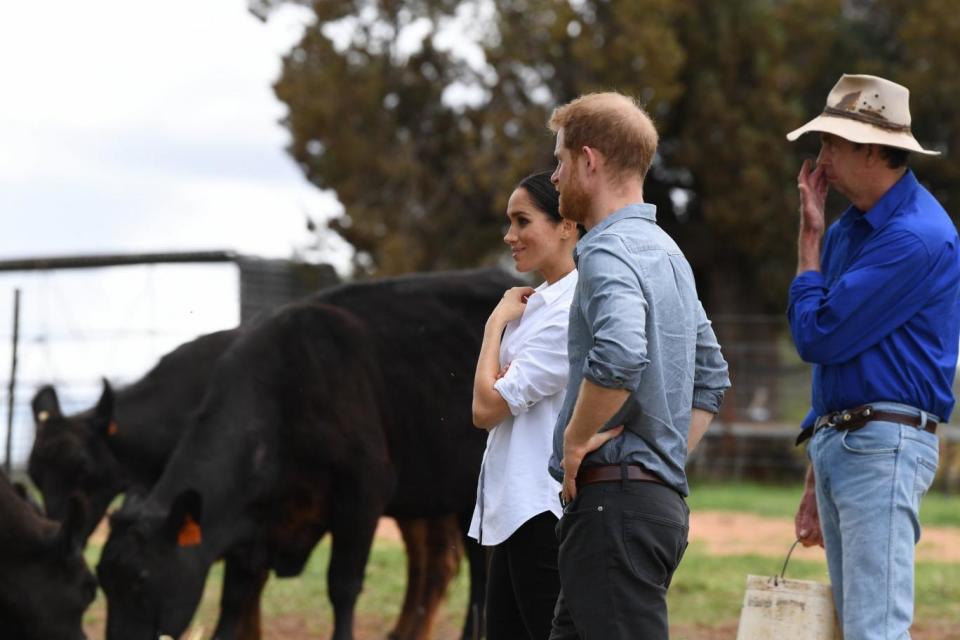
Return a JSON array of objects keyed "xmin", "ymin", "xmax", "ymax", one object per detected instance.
[
  {"xmin": 576, "ymin": 464, "xmax": 664, "ymax": 490},
  {"xmin": 796, "ymin": 404, "xmax": 937, "ymax": 445}
]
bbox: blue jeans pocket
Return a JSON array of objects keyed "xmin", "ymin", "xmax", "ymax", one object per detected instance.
[
  {"xmin": 841, "ymin": 422, "xmax": 902, "ymax": 454},
  {"xmin": 622, "ymin": 511, "xmax": 687, "ymax": 587},
  {"xmin": 914, "ymin": 457, "xmax": 937, "ymax": 502}
]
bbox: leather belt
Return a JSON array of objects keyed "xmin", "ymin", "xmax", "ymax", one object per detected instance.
[
  {"xmin": 796, "ymin": 404, "xmax": 938, "ymax": 445},
  {"xmin": 576, "ymin": 464, "xmax": 664, "ymax": 490}
]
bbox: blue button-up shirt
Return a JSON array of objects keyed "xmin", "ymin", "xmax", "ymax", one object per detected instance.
[
  {"xmin": 789, "ymin": 170, "xmax": 960, "ymax": 432},
  {"xmin": 548, "ymin": 204, "xmax": 730, "ymax": 496}
]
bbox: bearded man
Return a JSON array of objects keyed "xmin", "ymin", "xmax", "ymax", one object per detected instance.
[{"xmin": 545, "ymin": 92, "xmax": 730, "ymax": 639}]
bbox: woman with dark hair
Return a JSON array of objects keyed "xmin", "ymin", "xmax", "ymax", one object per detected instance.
[{"xmin": 469, "ymin": 170, "xmax": 579, "ymax": 639}]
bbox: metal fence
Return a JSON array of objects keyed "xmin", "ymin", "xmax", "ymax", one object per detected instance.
[
  {"xmin": 3, "ymin": 273, "xmax": 959, "ymax": 490},
  {"xmin": 0, "ymin": 254, "xmax": 338, "ymax": 473}
]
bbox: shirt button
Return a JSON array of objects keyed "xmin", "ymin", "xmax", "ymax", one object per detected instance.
[{"xmin": 597, "ymin": 506, "xmax": 604, "ymax": 512}]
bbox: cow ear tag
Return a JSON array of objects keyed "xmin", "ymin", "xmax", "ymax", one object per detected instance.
[
  {"xmin": 177, "ymin": 515, "xmax": 202, "ymax": 547},
  {"xmin": 108, "ymin": 421, "xmax": 119, "ymax": 436},
  {"xmin": 37, "ymin": 410, "xmax": 50, "ymax": 423}
]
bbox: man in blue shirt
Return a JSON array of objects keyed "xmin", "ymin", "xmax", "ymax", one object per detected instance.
[
  {"xmin": 546, "ymin": 92, "xmax": 730, "ymax": 638},
  {"xmin": 787, "ymin": 74, "xmax": 960, "ymax": 639}
]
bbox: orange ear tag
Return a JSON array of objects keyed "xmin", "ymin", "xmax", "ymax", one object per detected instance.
[
  {"xmin": 108, "ymin": 421, "xmax": 119, "ymax": 436},
  {"xmin": 177, "ymin": 515, "xmax": 203, "ymax": 547}
]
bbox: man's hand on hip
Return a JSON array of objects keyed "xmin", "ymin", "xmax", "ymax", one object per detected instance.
[{"xmin": 560, "ymin": 426, "xmax": 624, "ymax": 505}]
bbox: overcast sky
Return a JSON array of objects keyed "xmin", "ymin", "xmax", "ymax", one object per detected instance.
[
  {"xmin": 0, "ymin": 0, "xmax": 351, "ymax": 259},
  {"xmin": 0, "ymin": 0, "xmax": 352, "ymax": 464}
]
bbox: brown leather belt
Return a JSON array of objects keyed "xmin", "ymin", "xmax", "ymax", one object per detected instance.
[
  {"xmin": 796, "ymin": 405, "xmax": 938, "ymax": 445},
  {"xmin": 576, "ymin": 464, "xmax": 664, "ymax": 490}
]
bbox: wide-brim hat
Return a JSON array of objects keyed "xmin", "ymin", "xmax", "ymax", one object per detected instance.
[{"xmin": 786, "ymin": 74, "xmax": 940, "ymax": 156}]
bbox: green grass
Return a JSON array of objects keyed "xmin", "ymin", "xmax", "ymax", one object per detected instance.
[
  {"xmin": 667, "ymin": 547, "xmax": 960, "ymax": 627},
  {"xmin": 84, "ymin": 538, "xmax": 960, "ymax": 635},
  {"xmin": 688, "ymin": 480, "xmax": 960, "ymax": 528},
  {"xmin": 83, "ymin": 539, "xmax": 469, "ymax": 637},
  {"xmin": 82, "ymin": 482, "xmax": 960, "ymax": 636}
]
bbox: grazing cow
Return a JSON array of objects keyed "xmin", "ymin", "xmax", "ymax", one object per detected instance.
[
  {"xmin": 0, "ymin": 474, "xmax": 97, "ymax": 640},
  {"xmin": 29, "ymin": 329, "xmax": 239, "ymax": 541},
  {"xmin": 30, "ymin": 332, "xmax": 480, "ymax": 637},
  {"xmin": 98, "ymin": 268, "xmax": 516, "ymax": 640}
]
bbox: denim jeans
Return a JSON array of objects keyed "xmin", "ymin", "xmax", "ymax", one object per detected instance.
[{"xmin": 808, "ymin": 402, "xmax": 940, "ymax": 640}]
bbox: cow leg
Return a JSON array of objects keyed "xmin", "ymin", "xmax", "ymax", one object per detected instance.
[
  {"xmin": 212, "ymin": 553, "xmax": 269, "ymax": 640},
  {"xmin": 459, "ymin": 511, "xmax": 487, "ymax": 640},
  {"xmin": 390, "ymin": 518, "xmax": 428, "ymax": 640},
  {"xmin": 417, "ymin": 515, "xmax": 462, "ymax": 639},
  {"xmin": 328, "ymin": 477, "xmax": 385, "ymax": 640},
  {"xmin": 391, "ymin": 515, "xmax": 463, "ymax": 640}
]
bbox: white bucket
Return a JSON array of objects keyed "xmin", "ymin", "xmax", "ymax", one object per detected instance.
[
  {"xmin": 736, "ymin": 574, "xmax": 841, "ymax": 639},
  {"xmin": 736, "ymin": 541, "xmax": 841, "ymax": 639}
]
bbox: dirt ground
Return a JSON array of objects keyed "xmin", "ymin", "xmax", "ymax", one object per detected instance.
[
  {"xmin": 688, "ymin": 511, "xmax": 960, "ymax": 563},
  {"xmin": 85, "ymin": 513, "xmax": 960, "ymax": 639},
  {"xmin": 370, "ymin": 511, "xmax": 960, "ymax": 563}
]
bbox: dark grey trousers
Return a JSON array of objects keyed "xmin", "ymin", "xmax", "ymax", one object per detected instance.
[{"xmin": 549, "ymin": 479, "xmax": 689, "ymax": 640}]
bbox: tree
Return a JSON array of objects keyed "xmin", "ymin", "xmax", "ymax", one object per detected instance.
[
  {"xmin": 254, "ymin": 0, "xmax": 960, "ymax": 419},
  {"xmin": 257, "ymin": 1, "xmax": 844, "ymax": 296}
]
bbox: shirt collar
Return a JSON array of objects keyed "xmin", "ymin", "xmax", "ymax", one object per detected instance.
[
  {"xmin": 574, "ymin": 203, "xmax": 657, "ymax": 263},
  {"xmin": 533, "ymin": 268, "xmax": 578, "ymax": 306},
  {"xmin": 847, "ymin": 169, "xmax": 918, "ymax": 229}
]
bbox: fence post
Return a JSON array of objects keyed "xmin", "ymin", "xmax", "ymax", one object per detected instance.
[{"xmin": 4, "ymin": 288, "xmax": 21, "ymax": 477}]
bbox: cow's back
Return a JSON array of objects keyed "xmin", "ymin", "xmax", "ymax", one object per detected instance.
[
  {"xmin": 315, "ymin": 268, "xmax": 518, "ymax": 516},
  {"xmin": 112, "ymin": 328, "xmax": 239, "ymax": 479}
]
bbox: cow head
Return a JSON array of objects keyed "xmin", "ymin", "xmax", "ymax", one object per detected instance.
[
  {"xmin": 0, "ymin": 490, "xmax": 98, "ymax": 640},
  {"xmin": 98, "ymin": 489, "xmax": 210, "ymax": 640},
  {"xmin": 29, "ymin": 380, "xmax": 126, "ymax": 541}
]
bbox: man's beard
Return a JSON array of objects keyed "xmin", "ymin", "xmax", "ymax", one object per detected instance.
[{"xmin": 558, "ymin": 174, "xmax": 591, "ymax": 224}]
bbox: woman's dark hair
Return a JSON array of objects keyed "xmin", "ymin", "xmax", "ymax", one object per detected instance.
[
  {"xmin": 518, "ymin": 171, "xmax": 561, "ymax": 222},
  {"xmin": 517, "ymin": 171, "xmax": 586, "ymax": 237}
]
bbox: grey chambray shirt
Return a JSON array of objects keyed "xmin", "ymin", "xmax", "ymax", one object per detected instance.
[{"xmin": 548, "ymin": 204, "xmax": 730, "ymax": 496}]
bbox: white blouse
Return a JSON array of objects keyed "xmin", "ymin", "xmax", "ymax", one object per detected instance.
[{"xmin": 468, "ymin": 269, "xmax": 578, "ymax": 546}]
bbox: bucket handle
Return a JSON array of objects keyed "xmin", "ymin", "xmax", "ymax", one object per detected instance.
[{"xmin": 774, "ymin": 539, "xmax": 802, "ymax": 586}]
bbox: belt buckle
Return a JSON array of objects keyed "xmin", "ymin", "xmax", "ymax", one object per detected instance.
[
  {"xmin": 833, "ymin": 405, "xmax": 873, "ymax": 431},
  {"xmin": 818, "ymin": 411, "xmax": 840, "ymax": 430}
]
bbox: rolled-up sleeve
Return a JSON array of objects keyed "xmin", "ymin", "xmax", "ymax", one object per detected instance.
[
  {"xmin": 788, "ymin": 230, "xmax": 930, "ymax": 364},
  {"xmin": 493, "ymin": 315, "xmax": 570, "ymax": 416},
  {"xmin": 692, "ymin": 300, "xmax": 730, "ymax": 413},
  {"xmin": 577, "ymin": 240, "xmax": 649, "ymax": 390}
]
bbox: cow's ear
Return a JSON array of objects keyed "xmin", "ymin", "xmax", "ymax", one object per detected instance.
[
  {"xmin": 93, "ymin": 378, "xmax": 117, "ymax": 438},
  {"xmin": 11, "ymin": 481, "xmax": 43, "ymax": 514},
  {"xmin": 32, "ymin": 385, "xmax": 63, "ymax": 427},
  {"xmin": 12, "ymin": 480, "xmax": 43, "ymax": 516},
  {"xmin": 166, "ymin": 489, "xmax": 204, "ymax": 548},
  {"xmin": 57, "ymin": 492, "xmax": 90, "ymax": 554},
  {"xmin": 12, "ymin": 481, "xmax": 29, "ymax": 500}
]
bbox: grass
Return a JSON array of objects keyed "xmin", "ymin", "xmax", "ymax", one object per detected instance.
[
  {"xmin": 83, "ymin": 539, "xmax": 467, "ymax": 637},
  {"xmin": 83, "ymin": 538, "xmax": 960, "ymax": 635},
  {"xmin": 667, "ymin": 547, "xmax": 960, "ymax": 626},
  {"xmin": 688, "ymin": 480, "xmax": 960, "ymax": 528},
  {"xmin": 82, "ymin": 482, "xmax": 960, "ymax": 636}
]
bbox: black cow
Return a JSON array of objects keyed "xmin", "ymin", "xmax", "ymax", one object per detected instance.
[
  {"xmin": 29, "ymin": 329, "xmax": 238, "ymax": 541},
  {"xmin": 97, "ymin": 268, "xmax": 515, "ymax": 640},
  {"xmin": 0, "ymin": 474, "xmax": 97, "ymax": 640},
  {"xmin": 30, "ymin": 331, "xmax": 478, "ymax": 637}
]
